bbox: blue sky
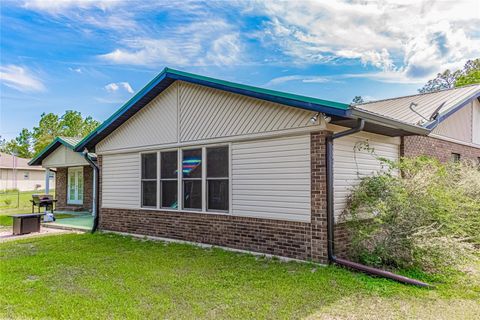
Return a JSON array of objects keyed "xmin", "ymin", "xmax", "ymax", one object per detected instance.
[{"xmin": 1, "ymin": 0, "xmax": 479, "ymax": 140}]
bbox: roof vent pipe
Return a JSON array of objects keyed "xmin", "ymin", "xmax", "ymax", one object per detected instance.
[{"xmin": 326, "ymin": 119, "xmax": 432, "ymax": 287}]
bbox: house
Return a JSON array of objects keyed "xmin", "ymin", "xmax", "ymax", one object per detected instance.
[
  {"xmin": 29, "ymin": 68, "xmax": 480, "ymax": 264},
  {"xmin": 0, "ymin": 152, "xmax": 55, "ymax": 191},
  {"xmin": 28, "ymin": 137, "xmax": 94, "ymax": 212},
  {"xmin": 353, "ymin": 84, "xmax": 480, "ymax": 163}
]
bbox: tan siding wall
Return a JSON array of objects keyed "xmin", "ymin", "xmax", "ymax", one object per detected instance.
[
  {"xmin": 101, "ymin": 153, "xmax": 140, "ymax": 209},
  {"xmin": 97, "ymin": 84, "xmax": 178, "ymax": 153},
  {"xmin": 42, "ymin": 145, "xmax": 88, "ymax": 168},
  {"xmin": 179, "ymin": 82, "xmax": 317, "ymax": 142},
  {"xmin": 0, "ymin": 169, "xmax": 54, "ymax": 191},
  {"xmin": 433, "ymin": 102, "xmax": 473, "ymax": 143},
  {"xmin": 231, "ymin": 134, "xmax": 311, "ymax": 222},
  {"xmin": 473, "ymin": 99, "xmax": 480, "ymax": 145},
  {"xmin": 333, "ymin": 132, "xmax": 400, "ymax": 219}
]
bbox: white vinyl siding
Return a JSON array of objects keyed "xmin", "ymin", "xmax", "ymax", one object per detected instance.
[
  {"xmin": 433, "ymin": 101, "xmax": 473, "ymax": 143},
  {"xmin": 333, "ymin": 132, "xmax": 400, "ymax": 220},
  {"xmin": 102, "ymin": 153, "xmax": 140, "ymax": 209},
  {"xmin": 179, "ymin": 82, "xmax": 317, "ymax": 142},
  {"xmin": 97, "ymin": 84, "xmax": 178, "ymax": 153},
  {"xmin": 42, "ymin": 145, "xmax": 88, "ymax": 168},
  {"xmin": 231, "ymin": 134, "xmax": 311, "ymax": 222},
  {"xmin": 473, "ymin": 99, "xmax": 480, "ymax": 145}
]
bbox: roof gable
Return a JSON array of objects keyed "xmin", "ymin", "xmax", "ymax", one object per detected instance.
[
  {"xmin": 75, "ymin": 68, "xmax": 351, "ymax": 151},
  {"xmin": 353, "ymin": 84, "xmax": 480, "ymax": 129},
  {"xmin": 28, "ymin": 137, "xmax": 82, "ymax": 166}
]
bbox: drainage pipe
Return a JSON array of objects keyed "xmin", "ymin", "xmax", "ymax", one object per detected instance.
[
  {"xmin": 326, "ymin": 119, "xmax": 431, "ymax": 288},
  {"xmin": 82, "ymin": 149, "xmax": 99, "ymax": 233}
]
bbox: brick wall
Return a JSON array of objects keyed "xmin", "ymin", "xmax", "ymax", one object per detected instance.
[
  {"xmin": 83, "ymin": 166, "xmax": 93, "ymax": 212},
  {"xmin": 401, "ymin": 135, "xmax": 480, "ymax": 163},
  {"xmin": 55, "ymin": 165, "xmax": 93, "ymax": 212},
  {"xmin": 98, "ymin": 131, "xmax": 330, "ymax": 263},
  {"xmin": 55, "ymin": 168, "xmax": 67, "ymax": 209}
]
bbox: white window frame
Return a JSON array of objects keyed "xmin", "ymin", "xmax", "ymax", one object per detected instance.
[
  {"xmin": 159, "ymin": 149, "xmax": 179, "ymax": 210},
  {"xmin": 140, "ymin": 152, "xmax": 158, "ymax": 208},
  {"xmin": 139, "ymin": 144, "xmax": 231, "ymax": 214},
  {"xmin": 206, "ymin": 146, "xmax": 230, "ymax": 213}
]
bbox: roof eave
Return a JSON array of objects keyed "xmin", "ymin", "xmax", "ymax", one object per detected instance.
[{"xmin": 351, "ymin": 109, "xmax": 430, "ymax": 136}]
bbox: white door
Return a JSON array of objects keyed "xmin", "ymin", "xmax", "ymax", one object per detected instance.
[{"xmin": 67, "ymin": 167, "xmax": 84, "ymax": 205}]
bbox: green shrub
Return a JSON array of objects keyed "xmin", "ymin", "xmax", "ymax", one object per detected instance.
[{"xmin": 344, "ymin": 156, "xmax": 480, "ymax": 274}]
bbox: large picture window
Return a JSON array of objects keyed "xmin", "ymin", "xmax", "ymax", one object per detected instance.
[
  {"xmin": 182, "ymin": 149, "xmax": 202, "ymax": 210},
  {"xmin": 206, "ymin": 147, "xmax": 229, "ymax": 211},
  {"xmin": 161, "ymin": 151, "xmax": 178, "ymax": 209},
  {"xmin": 141, "ymin": 146, "xmax": 229, "ymax": 212},
  {"xmin": 141, "ymin": 153, "xmax": 157, "ymax": 207}
]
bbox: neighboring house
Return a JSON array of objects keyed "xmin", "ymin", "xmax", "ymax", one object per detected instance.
[
  {"xmin": 0, "ymin": 152, "xmax": 55, "ymax": 191},
  {"xmin": 29, "ymin": 68, "xmax": 480, "ymax": 263},
  {"xmin": 29, "ymin": 137, "xmax": 93, "ymax": 212},
  {"xmin": 353, "ymin": 84, "xmax": 480, "ymax": 163}
]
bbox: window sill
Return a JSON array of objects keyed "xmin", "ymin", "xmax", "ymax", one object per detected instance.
[{"xmin": 139, "ymin": 206, "xmax": 230, "ymax": 216}]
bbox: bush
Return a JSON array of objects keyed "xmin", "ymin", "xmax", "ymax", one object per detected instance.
[{"xmin": 344, "ymin": 156, "xmax": 480, "ymax": 274}]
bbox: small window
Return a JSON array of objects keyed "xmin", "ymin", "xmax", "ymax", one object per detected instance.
[
  {"xmin": 160, "ymin": 151, "xmax": 178, "ymax": 209},
  {"xmin": 23, "ymin": 171, "xmax": 29, "ymax": 180},
  {"xmin": 141, "ymin": 153, "xmax": 157, "ymax": 207},
  {"xmin": 182, "ymin": 149, "xmax": 202, "ymax": 210},
  {"xmin": 207, "ymin": 146, "xmax": 229, "ymax": 211},
  {"xmin": 451, "ymin": 153, "xmax": 461, "ymax": 163}
]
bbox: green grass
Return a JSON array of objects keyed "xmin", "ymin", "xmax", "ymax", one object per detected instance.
[
  {"xmin": 1, "ymin": 233, "xmax": 479, "ymax": 319},
  {"xmin": 0, "ymin": 190, "xmax": 59, "ymax": 226}
]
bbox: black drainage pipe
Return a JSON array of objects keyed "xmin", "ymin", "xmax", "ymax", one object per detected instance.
[{"xmin": 326, "ymin": 119, "xmax": 431, "ymax": 288}]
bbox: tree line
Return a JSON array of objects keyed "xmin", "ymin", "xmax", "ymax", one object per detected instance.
[
  {"xmin": 352, "ymin": 58, "xmax": 480, "ymax": 103},
  {"xmin": 0, "ymin": 111, "xmax": 100, "ymax": 159}
]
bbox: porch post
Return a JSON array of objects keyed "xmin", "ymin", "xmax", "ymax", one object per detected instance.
[{"xmin": 45, "ymin": 168, "xmax": 50, "ymax": 194}]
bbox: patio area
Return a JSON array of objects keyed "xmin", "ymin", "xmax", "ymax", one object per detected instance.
[{"xmin": 43, "ymin": 211, "xmax": 93, "ymax": 231}]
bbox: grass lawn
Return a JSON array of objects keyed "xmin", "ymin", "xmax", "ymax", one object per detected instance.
[
  {"xmin": 0, "ymin": 190, "xmax": 72, "ymax": 227},
  {"xmin": 1, "ymin": 233, "xmax": 479, "ymax": 319}
]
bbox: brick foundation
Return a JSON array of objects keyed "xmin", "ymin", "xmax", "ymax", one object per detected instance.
[
  {"xmin": 98, "ymin": 132, "xmax": 330, "ymax": 263},
  {"xmin": 401, "ymin": 136, "xmax": 480, "ymax": 163},
  {"xmin": 55, "ymin": 165, "xmax": 93, "ymax": 212}
]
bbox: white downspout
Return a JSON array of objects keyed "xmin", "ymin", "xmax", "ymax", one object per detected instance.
[
  {"xmin": 91, "ymin": 165, "xmax": 97, "ymax": 217},
  {"xmin": 45, "ymin": 168, "xmax": 50, "ymax": 194}
]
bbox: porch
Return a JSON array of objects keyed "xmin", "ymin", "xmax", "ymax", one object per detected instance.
[{"xmin": 43, "ymin": 211, "xmax": 93, "ymax": 231}]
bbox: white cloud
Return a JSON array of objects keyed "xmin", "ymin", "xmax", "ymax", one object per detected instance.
[
  {"xmin": 104, "ymin": 81, "xmax": 133, "ymax": 94},
  {"xmin": 256, "ymin": 0, "xmax": 480, "ymax": 82},
  {"xmin": 99, "ymin": 20, "xmax": 243, "ymax": 67},
  {"xmin": 69, "ymin": 67, "xmax": 83, "ymax": 73},
  {"xmin": 266, "ymin": 75, "xmax": 331, "ymax": 86},
  {"xmin": 23, "ymin": 0, "xmax": 121, "ymax": 14},
  {"xmin": 0, "ymin": 65, "xmax": 46, "ymax": 92}
]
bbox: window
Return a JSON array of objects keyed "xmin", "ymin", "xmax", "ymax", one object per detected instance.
[
  {"xmin": 182, "ymin": 149, "xmax": 202, "ymax": 210},
  {"xmin": 160, "ymin": 151, "xmax": 178, "ymax": 209},
  {"xmin": 451, "ymin": 153, "xmax": 461, "ymax": 163},
  {"xmin": 207, "ymin": 147, "xmax": 229, "ymax": 211},
  {"xmin": 141, "ymin": 153, "xmax": 157, "ymax": 207},
  {"xmin": 140, "ymin": 145, "xmax": 230, "ymax": 212},
  {"xmin": 23, "ymin": 171, "xmax": 29, "ymax": 180}
]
